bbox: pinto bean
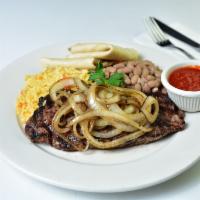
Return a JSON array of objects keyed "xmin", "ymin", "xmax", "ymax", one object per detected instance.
[
  {"xmin": 139, "ymin": 77, "xmax": 147, "ymax": 85},
  {"xmin": 156, "ymin": 80, "xmax": 161, "ymax": 87},
  {"xmin": 148, "ymin": 66, "xmax": 156, "ymax": 75},
  {"xmin": 133, "ymin": 66, "xmax": 142, "ymax": 76},
  {"xmin": 147, "ymin": 80, "xmax": 160, "ymax": 88},
  {"xmin": 120, "ymin": 66, "xmax": 133, "ymax": 74},
  {"xmin": 124, "ymin": 74, "xmax": 131, "ymax": 85},
  {"xmin": 106, "ymin": 66, "xmax": 117, "ymax": 74},
  {"xmin": 155, "ymin": 70, "xmax": 161, "ymax": 78},
  {"xmin": 127, "ymin": 62, "xmax": 135, "ymax": 70},
  {"xmin": 113, "ymin": 63, "xmax": 126, "ymax": 69},
  {"xmin": 129, "ymin": 72, "xmax": 134, "ymax": 78},
  {"xmin": 142, "ymin": 83, "xmax": 151, "ymax": 93},
  {"xmin": 127, "ymin": 64, "xmax": 134, "ymax": 71},
  {"xmin": 131, "ymin": 75, "xmax": 139, "ymax": 84},
  {"xmin": 146, "ymin": 75, "xmax": 155, "ymax": 81},
  {"xmin": 134, "ymin": 83, "xmax": 141, "ymax": 91},
  {"xmin": 142, "ymin": 68, "xmax": 149, "ymax": 77}
]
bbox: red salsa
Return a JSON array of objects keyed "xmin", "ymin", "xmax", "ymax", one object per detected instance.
[{"xmin": 168, "ymin": 65, "xmax": 200, "ymax": 91}]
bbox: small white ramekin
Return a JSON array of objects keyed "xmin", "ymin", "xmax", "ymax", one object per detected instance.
[{"xmin": 161, "ymin": 60, "xmax": 200, "ymax": 112}]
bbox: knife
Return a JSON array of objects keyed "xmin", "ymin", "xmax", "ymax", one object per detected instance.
[{"xmin": 153, "ymin": 17, "xmax": 200, "ymax": 50}]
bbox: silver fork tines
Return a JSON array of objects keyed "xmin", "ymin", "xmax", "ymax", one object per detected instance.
[{"xmin": 145, "ymin": 17, "xmax": 195, "ymax": 59}]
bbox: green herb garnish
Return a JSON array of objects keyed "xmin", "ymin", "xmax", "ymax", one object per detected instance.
[{"xmin": 89, "ymin": 62, "xmax": 124, "ymax": 87}]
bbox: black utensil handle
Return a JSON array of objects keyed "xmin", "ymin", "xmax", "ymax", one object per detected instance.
[{"xmin": 154, "ymin": 17, "xmax": 200, "ymax": 48}]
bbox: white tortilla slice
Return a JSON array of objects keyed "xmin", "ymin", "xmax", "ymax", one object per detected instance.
[
  {"xmin": 41, "ymin": 57, "xmax": 98, "ymax": 69},
  {"xmin": 68, "ymin": 43, "xmax": 139, "ymax": 61},
  {"xmin": 41, "ymin": 57, "xmax": 114, "ymax": 69}
]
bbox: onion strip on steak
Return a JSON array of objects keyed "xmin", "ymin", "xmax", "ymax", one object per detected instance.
[{"xmin": 50, "ymin": 78, "xmax": 159, "ymax": 150}]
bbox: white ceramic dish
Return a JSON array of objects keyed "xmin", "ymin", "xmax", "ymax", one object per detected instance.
[
  {"xmin": 161, "ymin": 60, "xmax": 200, "ymax": 112},
  {"xmin": 0, "ymin": 42, "xmax": 200, "ymax": 193}
]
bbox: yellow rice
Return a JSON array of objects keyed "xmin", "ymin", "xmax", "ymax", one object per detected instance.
[{"xmin": 16, "ymin": 67, "xmax": 89, "ymax": 124}]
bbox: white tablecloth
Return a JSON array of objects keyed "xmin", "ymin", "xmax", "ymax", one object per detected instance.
[{"xmin": 1, "ymin": 0, "xmax": 200, "ymax": 199}]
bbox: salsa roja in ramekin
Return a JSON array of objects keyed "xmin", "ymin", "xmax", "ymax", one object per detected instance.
[
  {"xmin": 168, "ymin": 65, "xmax": 200, "ymax": 91},
  {"xmin": 161, "ymin": 61, "xmax": 200, "ymax": 112}
]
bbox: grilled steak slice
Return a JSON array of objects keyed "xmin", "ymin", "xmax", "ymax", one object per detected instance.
[
  {"xmin": 25, "ymin": 108, "xmax": 52, "ymax": 144},
  {"xmin": 24, "ymin": 89, "xmax": 185, "ymax": 151},
  {"xmin": 25, "ymin": 95, "xmax": 86, "ymax": 151},
  {"xmin": 52, "ymin": 134, "xmax": 76, "ymax": 151},
  {"xmin": 25, "ymin": 96, "xmax": 56, "ymax": 144},
  {"xmin": 125, "ymin": 91, "xmax": 185, "ymax": 147}
]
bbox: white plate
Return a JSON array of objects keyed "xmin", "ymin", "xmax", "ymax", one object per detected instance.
[{"xmin": 0, "ymin": 42, "xmax": 200, "ymax": 193}]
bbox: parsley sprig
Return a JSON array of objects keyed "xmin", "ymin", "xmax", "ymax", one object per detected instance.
[{"xmin": 89, "ymin": 62, "xmax": 124, "ymax": 87}]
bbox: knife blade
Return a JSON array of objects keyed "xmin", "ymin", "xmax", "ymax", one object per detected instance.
[{"xmin": 153, "ymin": 17, "xmax": 200, "ymax": 49}]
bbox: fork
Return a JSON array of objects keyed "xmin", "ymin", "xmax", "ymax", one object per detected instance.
[{"xmin": 144, "ymin": 17, "xmax": 195, "ymax": 59}]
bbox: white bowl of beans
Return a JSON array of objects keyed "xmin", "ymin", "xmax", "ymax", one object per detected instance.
[{"xmin": 161, "ymin": 60, "xmax": 200, "ymax": 112}]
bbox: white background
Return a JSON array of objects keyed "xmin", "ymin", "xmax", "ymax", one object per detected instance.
[{"xmin": 0, "ymin": 0, "xmax": 200, "ymax": 199}]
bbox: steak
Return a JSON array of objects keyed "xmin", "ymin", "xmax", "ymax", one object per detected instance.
[
  {"xmin": 25, "ymin": 96, "xmax": 86, "ymax": 151},
  {"xmin": 24, "ymin": 89, "xmax": 185, "ymax": 151},
  {"xmin": 125, "ymin": 90, "xmax": 185, "ymax": 147}
]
